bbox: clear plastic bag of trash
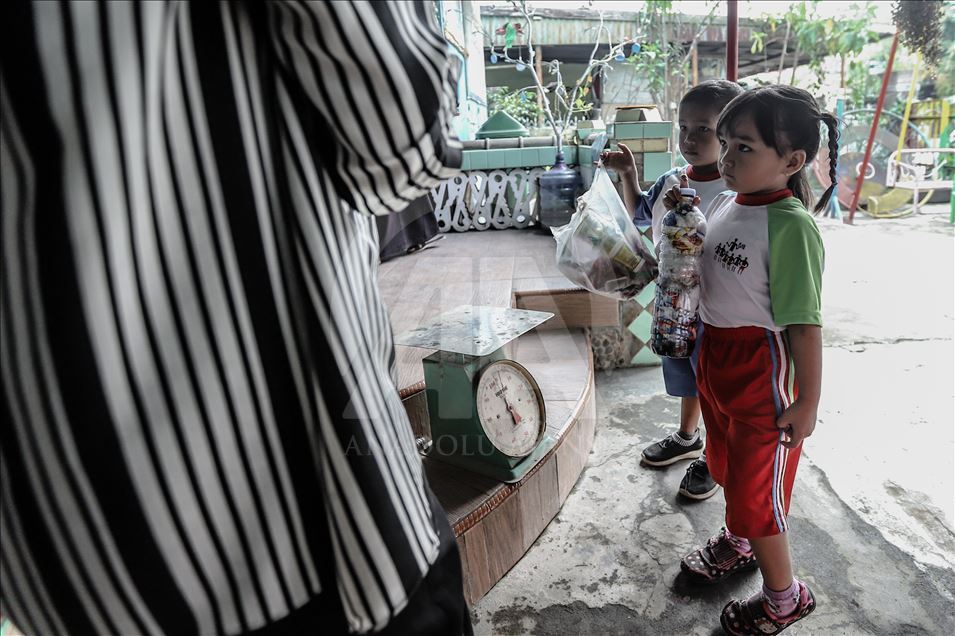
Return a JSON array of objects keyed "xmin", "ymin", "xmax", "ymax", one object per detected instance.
[{"xmin": 552, "ymin": 166, "xmax": 658, "ymax": 300}]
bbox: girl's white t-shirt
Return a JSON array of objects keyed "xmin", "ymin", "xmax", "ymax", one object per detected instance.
[{"xmin": 699, "ymin": 189, "xmax": 825, "ymax": 332}]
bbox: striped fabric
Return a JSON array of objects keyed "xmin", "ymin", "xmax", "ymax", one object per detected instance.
[
  {"xmin": 1, "ymin": 1, "xmax": 461, "ymax": 634},
  {"xmin": 766, "ymin": 329, "xmax": 795, "ymax": 533}
]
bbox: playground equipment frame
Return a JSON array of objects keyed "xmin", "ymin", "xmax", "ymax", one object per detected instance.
[{"xmin": 885, "ymin": 148, "xmax": 955, "ymax": 215}]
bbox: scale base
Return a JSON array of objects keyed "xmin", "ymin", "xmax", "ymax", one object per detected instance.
[{"xmin": 428, "ymin": 435, "xmax": 557, "ymax": 483}]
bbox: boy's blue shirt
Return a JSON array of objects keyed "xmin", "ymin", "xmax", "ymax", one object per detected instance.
[{"xmin": 632, "ymin": 168, "xmax": 680, "ymax": 225}]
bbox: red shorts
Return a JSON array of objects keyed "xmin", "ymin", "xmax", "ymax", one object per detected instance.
[{"xmin": 697, "ymin": 324, "xmax": 801, "ymax": 538}]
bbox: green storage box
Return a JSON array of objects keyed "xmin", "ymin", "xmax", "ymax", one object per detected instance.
[
  {"xmin": 612, "ymin": 122, "xmax": 645, "ymax": 139},
  {"xmin": 640, "ymin": 122, "xmax": 672, "ymax": 139}
]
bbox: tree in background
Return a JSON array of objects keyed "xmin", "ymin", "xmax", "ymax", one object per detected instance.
[
  {"xmin": 481, "ymin": 1, "xmax": 954, "ymax": 146},
  {"xmin": 748, "ymin": 1, "xmax": 880, "ymax": 98},
  {"xmin": 845, "ymin": 1, "xmax": 954, "ymax": 113},
  {"xmin": 622, "ymin": 1, "xmax": 719, "ymax": 120},
  {"xmin": 482, "ymin": 1, "xmax": 638, "ymax": 156},
  {"xmin": 933, "ymin": 5, "xmax": 955, "ymax": 96}
]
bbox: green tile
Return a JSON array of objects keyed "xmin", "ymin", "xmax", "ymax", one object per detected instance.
[
  {"xmin": 538, "ymin": 147, "xmax": 557, "ymax": 166},
  {"xmin": 520, "ymin": 148, "xmax": 541, "ymax": 167},
  {"xmin": 504, "ymin": 149, "xmax": 523, "ymax": 169},
  {"xmin": 634, "ymin": 280, "xmax": 656, "ymax": 307},
  {"xmin": 631, "ymin": 345, "xmax": 662, "ymax": 366},
  {"xmin": 469, "ymin": 151, "xmax": 488, "ymax": 170},
  {"xmin": 643, "ymin": 152, "xmax": 672, "ymax": 180},
  {"xmin": 565, "ymin": 146, "xmax": 578, "ymax": 165},
  {"xmin": 627, "ymin": 308, "xmax": 654, "ymax": 339},
  {"xmin": 485, "ymin": 149, "xmax": 507, "ymax": 169},
  {"xmin": 578, "ymin": 162, "xmax": 595, "ymax": 188}
]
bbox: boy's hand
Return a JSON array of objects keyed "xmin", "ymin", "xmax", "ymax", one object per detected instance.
[
  {"xmin": 600, "ymin": 142, "xmax": 638, "ymax": 179},
  {"xmin": 662, "ymin": 173, "xmax": 701, "ymax": 210},
  {"xmin": 776, "ymin": 400, "xmax": 817, "ymax": 449}
]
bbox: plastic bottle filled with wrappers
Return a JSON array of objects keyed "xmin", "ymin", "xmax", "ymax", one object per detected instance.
[{"xmin": 650, "ymin": 187, "xmax": 706, "ymax": 358}]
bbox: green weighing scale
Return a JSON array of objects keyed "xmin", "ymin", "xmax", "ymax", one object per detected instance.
[{"xmin": 395, "ymin": 306, "xmax": 556, "ymax": 483}]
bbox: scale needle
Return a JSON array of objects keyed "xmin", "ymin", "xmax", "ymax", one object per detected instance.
[{"xmin": 497, "ymin": 372, "xmax": 522, "ymax": 425}]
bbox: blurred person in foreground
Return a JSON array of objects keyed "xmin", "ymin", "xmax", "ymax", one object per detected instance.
[{"xmin": 0, "ymin": 1, "xmax": 469, "ymax": 634}]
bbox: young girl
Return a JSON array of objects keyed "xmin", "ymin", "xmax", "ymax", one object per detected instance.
[{"xmin": 662, "ymin": 85, "xmax": 838, "ymax": 634}]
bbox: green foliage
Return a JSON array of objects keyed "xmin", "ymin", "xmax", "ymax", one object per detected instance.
[
  {"xmin": 930, "ymin": 4, "xmax": 955, "ymax": 95},
  {"xmin": 762, "ymin": 1, "xmax": 880, "ymax": 92},
  {"xmin": 486, "ymin": 87, "xmax": 542, "ymax": 127},
  {"xmin": 623, "ymin": 42, "xmax": 669, "ymax": 105},
  {"xmin": 845, "ymin": 57, "xmax": 876, "ymax": 110},
  {"xmin": 935, "ymin": 43, "xmax": 955, "ymax": 96},
  {"xmin": 486, "ymin": 85, "xmax": 595, "ymax": 128},
  {"xmin": 617, "ymin": 0, "xmax": 705, "ymax": 114},
  {"xmin": 643, "ymin": 1, "xmax": 674, "ymax": 15}
]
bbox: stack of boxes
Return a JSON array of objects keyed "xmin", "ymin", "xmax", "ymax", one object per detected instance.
[{"xmin": 608, "ymin": 105, "xmax": 673, "ymax": 186}]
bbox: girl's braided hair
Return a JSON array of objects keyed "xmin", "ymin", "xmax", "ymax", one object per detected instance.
[{"xmin": 716, "ymin": 85, "xmax": 840, "ymax": 214}]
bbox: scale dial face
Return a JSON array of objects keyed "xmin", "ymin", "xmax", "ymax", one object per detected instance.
[{"xmin": 476, "ymin": 360, "xmax": 546, "ymax": 458}]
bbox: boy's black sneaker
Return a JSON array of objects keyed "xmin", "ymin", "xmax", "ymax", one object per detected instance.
[
  {"xmin": 641, "ymin": 433, "xmax": 703, "ymax": 467},
  {"xmin": 678, "ymin": 458, "xmax": 720, "ymax": 500}
]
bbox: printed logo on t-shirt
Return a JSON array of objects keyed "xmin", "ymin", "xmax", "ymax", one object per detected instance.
[{"xmin": 713, "ymin": 237, "xmax": 750, "ymax": 274}]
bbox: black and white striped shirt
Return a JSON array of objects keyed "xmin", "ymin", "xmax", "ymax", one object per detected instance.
[{"xmin": 0, "ymin": 1, "xmax": 462, "ymax": 634}]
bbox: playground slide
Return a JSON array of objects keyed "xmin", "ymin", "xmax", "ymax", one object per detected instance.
[{"xmin": 866, "ymin": 187, "xmax": 914, "ymax": 217}]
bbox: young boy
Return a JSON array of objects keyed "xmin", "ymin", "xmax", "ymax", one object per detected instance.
[{"xmin": 601, "ymin": 80, "xmax": 742, "ymax": 500}]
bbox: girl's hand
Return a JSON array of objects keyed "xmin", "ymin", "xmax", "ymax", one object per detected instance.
[
  {"xmin": 662, "ymin": 173, "xmax": 701, "ymax": 210},
  {"xmin": 776, "ymin": 400, "xmax": 817, "ymax": 449},
  {"xmin": 600, "ymin": 142, "xmax": 638, "ymax": 179},
  {"xmin": 780, "ymin": 324, "xmax": 822, "ymax": 450}
]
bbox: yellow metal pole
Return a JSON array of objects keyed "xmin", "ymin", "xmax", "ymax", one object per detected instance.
[
  {"xmin": 941, "ymin": 100, "xmax": 950, "ymax": 138},
  {"xmin": 897, "ymin": 53, "xmax": 921, "ymax": 156}
]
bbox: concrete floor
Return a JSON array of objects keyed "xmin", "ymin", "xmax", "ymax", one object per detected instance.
[{"xmin": 472, "ymin": 204, "xmax": 955, "ymax": 635}]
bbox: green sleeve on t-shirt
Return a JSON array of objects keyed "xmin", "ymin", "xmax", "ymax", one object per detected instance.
[{"xmin": 767, "ymin": 199, "xmax": 825, "ymax": 326}]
